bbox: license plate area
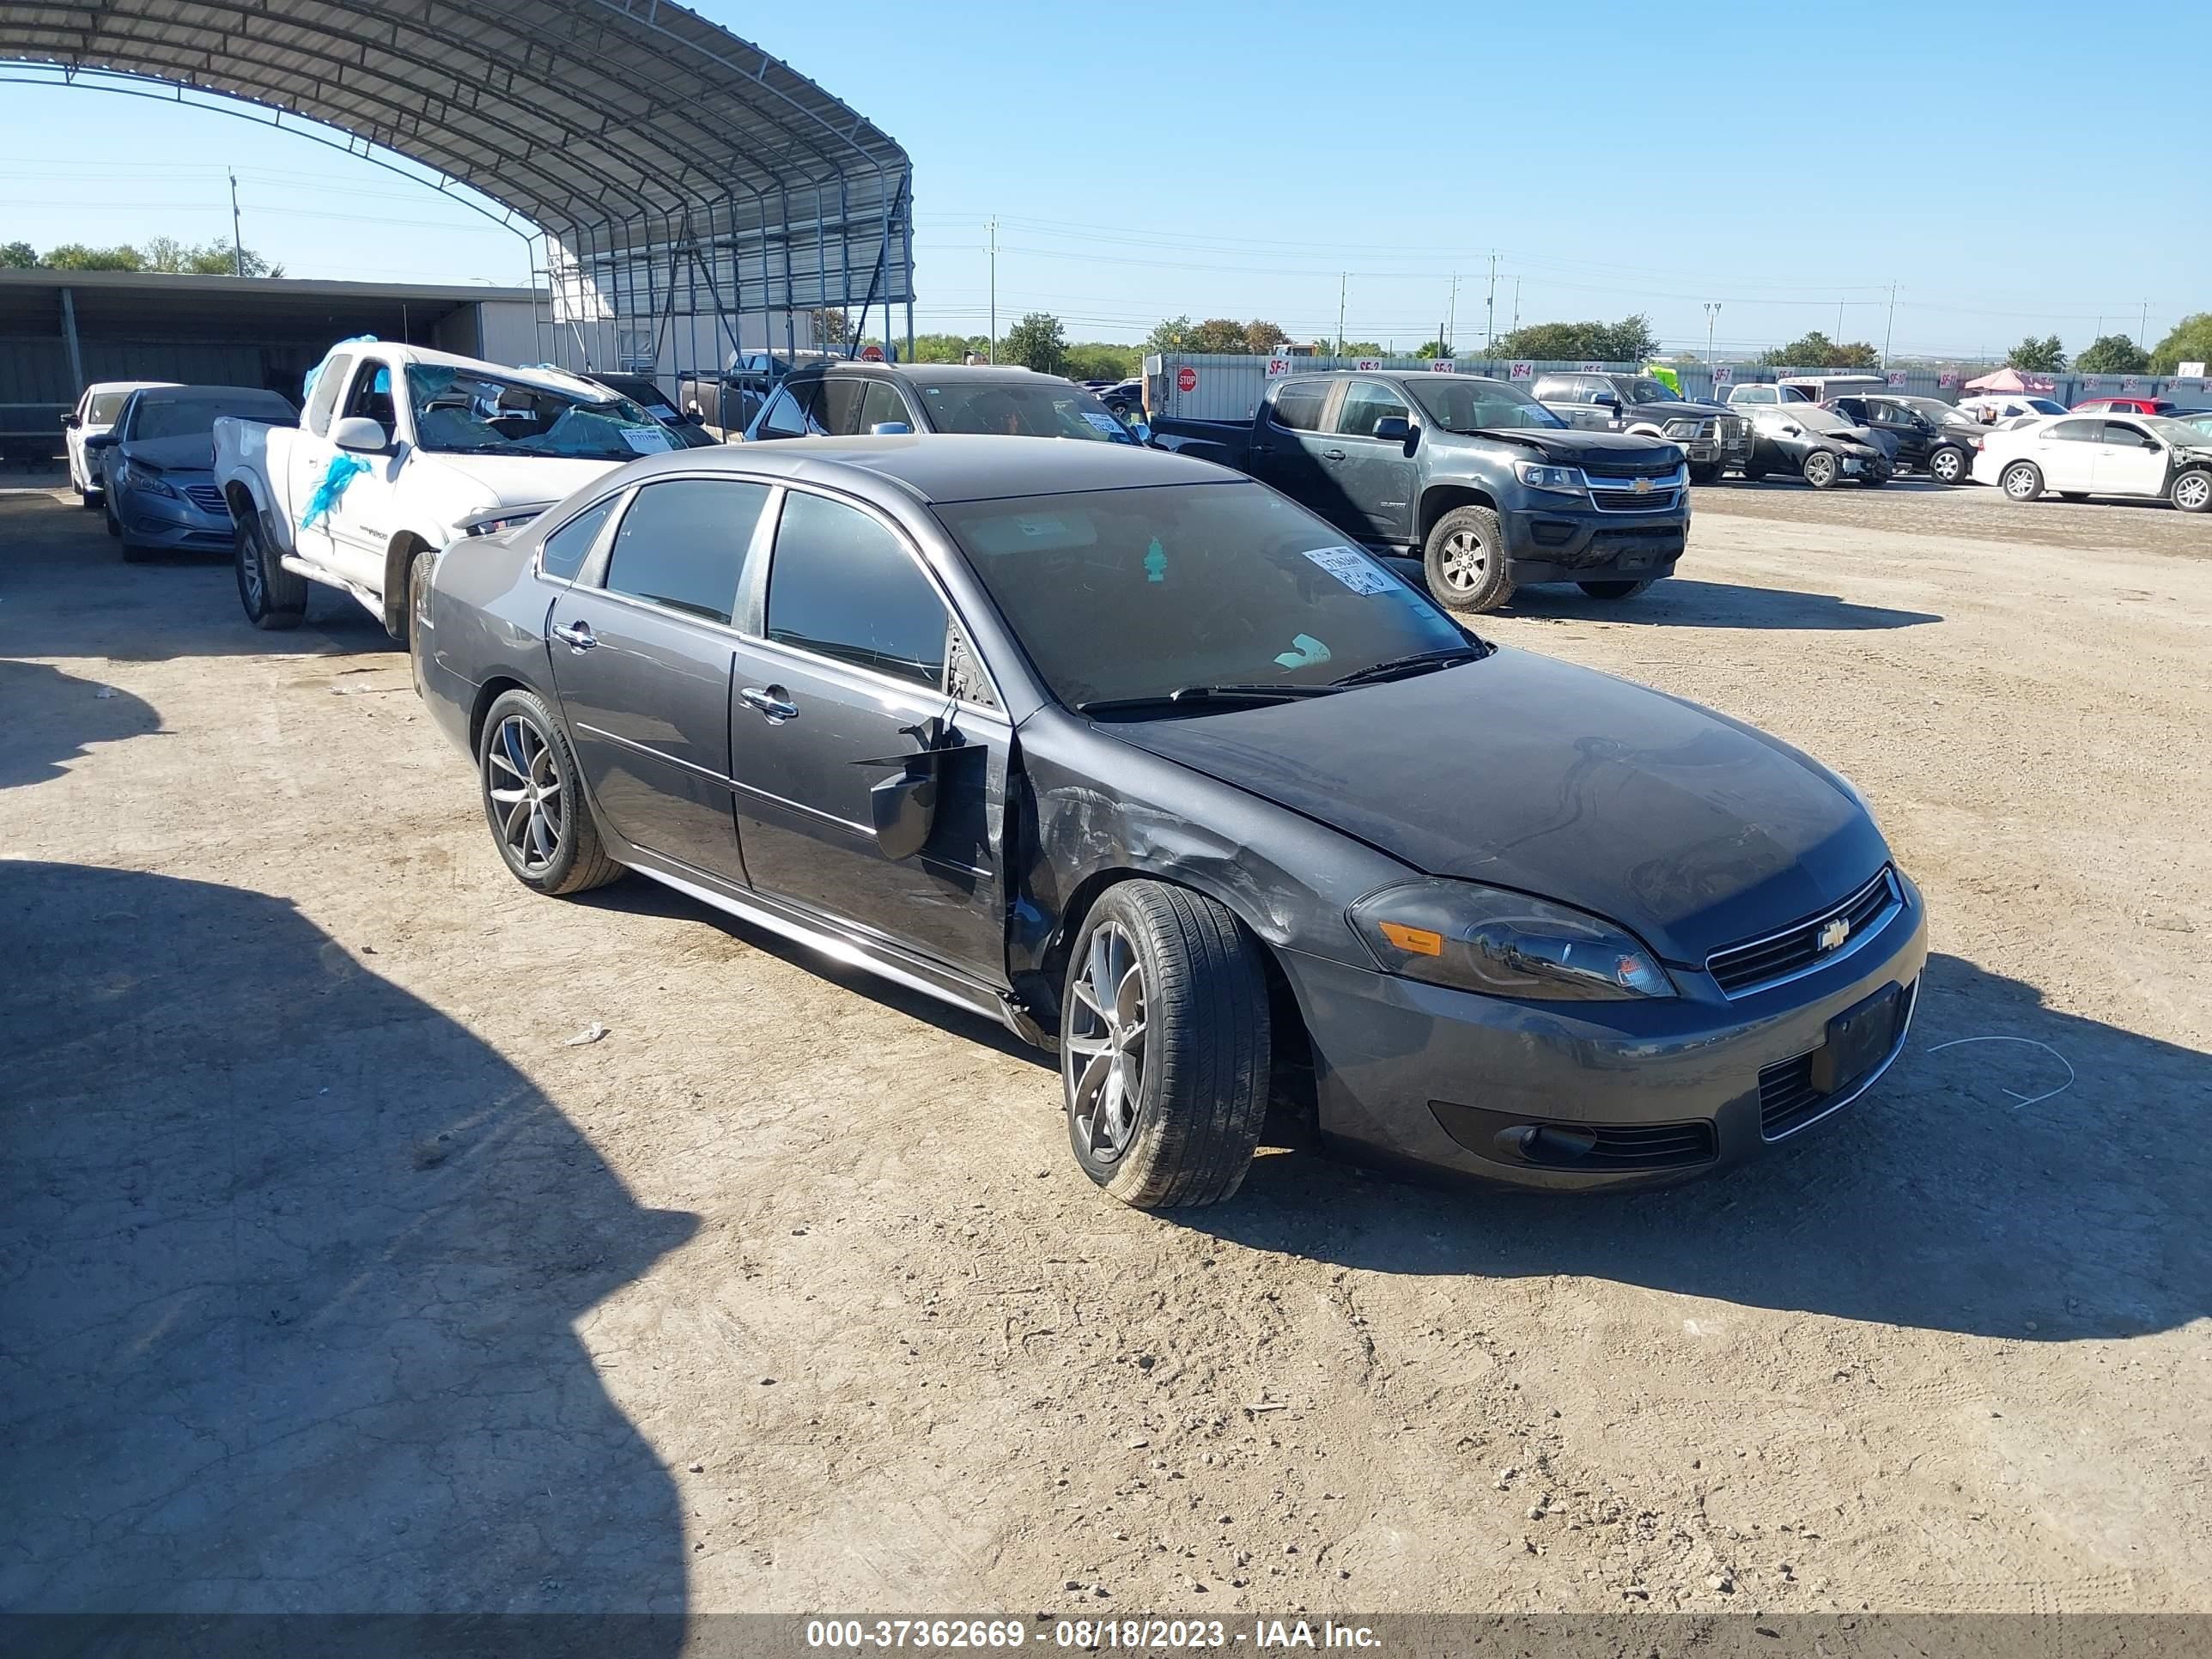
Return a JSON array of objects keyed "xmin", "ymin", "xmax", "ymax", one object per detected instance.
[{"xmin": 1808, "ymin": 983, "xmax": 1905, "ymax": 1094}]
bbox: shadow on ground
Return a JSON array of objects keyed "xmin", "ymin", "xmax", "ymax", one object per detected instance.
[
  {"xmin": 1173, "ymin": 952, "xmax": 2210, "ymax": 1344},
  {"xmin": 0, "ymin": 660, "xmax": 163, "ymax": 789},
  {"xmin": 0, "ymin": 862, "xmax": 696, "ymax": 1622},
  {"xmin": 1509, "ymin": 579, "xmax": 1942, "ymax": 631}
]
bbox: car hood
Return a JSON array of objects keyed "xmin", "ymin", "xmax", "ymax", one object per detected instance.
[
  {"xmin": 1106, "ymin": 647, "xmax": 1889, "ymax": 963},
  {"xmin": 410, "ymin": 451, "xmax": 629, "ymax": 508},
  {"xmin": 1449, "ymin": 428, "xmax": 1680, "ymax": 468},
  {"xmin": 1644, "ymin": 398, "xmax": 1734, "ymax": 420},
  {"xmin": 122, "ymin": 434, "xmax": 222, "ymax": 473}
]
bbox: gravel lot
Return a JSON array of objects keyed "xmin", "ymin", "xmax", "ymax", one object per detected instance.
[{"xmin": 3, "ymin": 475, "xmax": 2208, "ymax": 1620}]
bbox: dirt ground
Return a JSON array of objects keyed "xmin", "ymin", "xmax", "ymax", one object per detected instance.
[{"xmin": 3, "ymin": 474, "xmax": 2208, "ymax": 1622}]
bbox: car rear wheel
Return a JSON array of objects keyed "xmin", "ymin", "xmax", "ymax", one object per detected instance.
[
  {"xmin": 1686, "ymin": 460, "xmax": 1723, "ymax": 485},
  {"xmin": 1577, "ymin": 580, "xmax": 1652, "ymax": 599},
  {"xmin": 1928, "ymin": 446, "xmax": 1967, "ymax": 484},
  {"xmin": 2173, "ymin": 469, "xmax": 2212, "ymax": 514},
  {"xmin": 103, "ymin": 496, "xmax": 121, "ymax": 538},
  {"xmin": 1422, "ymin": 505, "xmax": 1514, "ymax": 614},
  {"xmin": 478, "ymin": 690, "xmax": 622, "ymax": 896},
  {"xmin": 1802, "ymin": 450, "xmax": 1839, "ymax": 489},
  {"xmin": 1060, "ymin": 880, "xmax": 1270, "ymax": 1210},
  {"xmin": 234, "ymin": 510, "xmax": 306, "ymax": 630},
  {"xmin": 2001, "ymin": 461, "xmax": 2044, "ymax": 502}
]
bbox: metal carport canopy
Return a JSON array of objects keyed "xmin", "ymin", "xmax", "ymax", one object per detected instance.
[{"xmin": 0, "ymin": 0, "xmax": 916, "ymax": 363}]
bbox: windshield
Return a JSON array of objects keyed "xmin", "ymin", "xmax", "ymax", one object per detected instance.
[
  {"xmin": 936, "ymin": 483, "xmax": 1469, "ymax": 710},
  {"xmin": 404, "ymin": 365, "xmax": 674, "ymax": 460},
  {"xmin": 916, "ymin": 380, "xmax": 1135, "ymax": 442},
  {"xmin": 131, "ymin": 393, "xmax": 295, "ymax": 441},
  {"xmin": 1407, "ymin": 376, "xmax": 1568, "ymax": 432},
  {"xmin": 2144, "ymin": 416, "xmax": 2211, "ymax": 447},
  {"xmin": 1620, "ymin": 377, "xmax": 1680, "ymax": 403},
  {"xmin": 2021, "ymin": 398, "xmax": 2066, "ymax": 415}
]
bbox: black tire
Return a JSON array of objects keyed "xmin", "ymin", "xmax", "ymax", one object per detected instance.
[
  {"xmin": 2058, "ymin": 492, "xmax": 2089, "ymax": 502},
  {"xmin": 383, "ymin": 539, "xmax": 430, "ymax": 646},
  {"xmin": 120, "ymin": 539, "xmax": 149, "ymax": 563},
  {"xmin": 1802, "ymin": 450, "xmax": 1839, "ymax": 489},
  {"xmin": 234, "ymin": 509, "xmax": 306, "ymax": 630},
  {"xmin": 1740, "ymin": 462, "xmax": 1768, "ymax": 483},
  {"xmin": 2000, "ymin": 461, "xmax": 2043, "ymax": 503},
  {"xmin": 1060, "ymin": 879, "xmax": 1270, "ymax": 1209},
  {"xmin": 80, "ymin": 483, "xmax": 103, "ymax": 510},
  {"xmin": 2172, "ymin": 468, "xmax": 2212, "ymax": 514},
  {"xmin": 104, "ymin": 496, "xmax": 121, "ymax": 538},
  {"xmin": 1928, "ymin": 446, "xmax": 1967, "ymax": 485},
  {"xmin": 1578, "ymin": 579, "xmax": 1652, "ymax": 600},
  {"xmin": 1686, "ymin": 460, "xmax": 1723, "ymax": 486},
  {"xmin": 1421, "ymin": 504, "xmax": 1514, "ymax": 614},
  {"xmin": 477, "ymin": 688, "xmax": 623, "ymax": 897}
]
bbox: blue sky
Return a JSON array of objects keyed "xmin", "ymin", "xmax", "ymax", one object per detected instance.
[{"xmin": 3, "ymin": 0, "xmax": 2201, "ymax": 359}]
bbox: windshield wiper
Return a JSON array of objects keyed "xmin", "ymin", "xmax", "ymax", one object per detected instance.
[
  {"xmin": 1330, "ymin": 647, "xmax": 1488, "ymax": 687},
  {"xmin": 1075, "ymin": 684, "xmax": 1343, "ymax": 716}
]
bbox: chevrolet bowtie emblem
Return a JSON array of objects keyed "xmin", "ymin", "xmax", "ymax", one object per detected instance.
[
  {"xmin": 1633, "ymin": 477, "xmax": 1652, "ymax": 493},
  {"xmin": 1817, "ymin": 917, "xmax": 1850, "ymax": 952}
]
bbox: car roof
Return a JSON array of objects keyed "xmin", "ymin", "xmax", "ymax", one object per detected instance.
[
  {"xmin": 608, "ymin": 433, "xmax": 1236, "ymax": 504},
  {"xmin": 88, "ymin": 380, "xmax": 177, "ymax": 393},
  {"xmin": 798, "ymin": 362, "xmax": 1081, "ymax": 386},
  {"xmin": 132, "ymin": 384, "xmax": 289, "ymax": 402}
]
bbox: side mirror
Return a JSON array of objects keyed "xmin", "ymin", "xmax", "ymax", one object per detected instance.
[
  {"xmin": 83, "ymin": 431, "xmax": 118, "ymax": 452},
  {"xmin": 870, "ymin": 764, "xmax": 938, "ymax": 860},
  {"xmin": 868, "ymin": 421, "xmax": 914, "ymax": 435},
  {"xmin": 1372, "ymin": 415, "xmax": 1415, "ymax": 444},
  {"xmin": 61, "ymin": 412, "xmax": 80, "ymax": 429},
  {"xmin": 331, "ymin": 416, "xmax": 390, "ymax": 453},
  {"xmin": 1593, "ymin": 393, "xmax": 1622, "ymax": 411},
  {"xmin": 1780, "ymin": 422, "xmax": 1803, "ymax": 437}
]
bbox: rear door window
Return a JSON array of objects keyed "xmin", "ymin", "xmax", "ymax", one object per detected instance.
[
  {"xmin": 1269, "ymin": 380, "xmax": 1331, "ymax": 432},
  {"xmin": 601, "ymin": 477, "xmax": 771, "ymax": 625},
  {"xmin": 2045, "ymin": 420, "xmax": 2101, "ymax": 442}
]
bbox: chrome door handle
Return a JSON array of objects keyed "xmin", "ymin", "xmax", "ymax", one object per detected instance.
[
  {"xmin": 551, "ymin": 620, "xmax": 596, "ymax": 651},
  {"xmin": 741, "ymin": 685, "xmax": 799, "ymax": 723},
  {"xmin": 1322, "ymin": 447, "xmax": 1346, "ymax": 462}
]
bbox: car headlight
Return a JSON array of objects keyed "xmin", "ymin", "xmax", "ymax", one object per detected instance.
[
  {"xmin": 1662, "ymin": 419, "xmax": 1702, "ymax": 440},
  {"xmin": 1513, "ymin": 462, "xmax": 1586, "ymax": 493},
  {"xmin": 1349, "ymin": 880, "xmax": 1675, "ymax": 1001},
  {"xmin": 116, "ymin": 460, "xmax": 177, "ymax": 499},
  {"xmin": 463, "ymin": 509, "xmax": 544, "ymax": 538}
]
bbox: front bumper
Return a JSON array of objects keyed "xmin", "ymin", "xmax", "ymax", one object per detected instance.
[
  {"xmin": 1498, "ymin": 501, "xmax": 1687, "ymax": 586},
  {"xmin": 1281, "ymin": 870, "xmax": 1929, "ymax": 1192},
  {"xmin": 118, "ymin": 480, "xmax": 234, "ymax": 550}
]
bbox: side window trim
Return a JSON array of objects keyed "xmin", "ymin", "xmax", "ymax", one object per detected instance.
[
  {"xmin": 536, "ymin": 485, "xmax": 633, "ymax": 585},
  {"xmin": 746, "ymin": 482, "xmax": 1006, "ymax": 714}
]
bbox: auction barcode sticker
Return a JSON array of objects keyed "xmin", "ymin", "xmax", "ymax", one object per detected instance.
[{"xmin": 1302, "ymin": 545, "xmax": 1395, "ymax": 594}]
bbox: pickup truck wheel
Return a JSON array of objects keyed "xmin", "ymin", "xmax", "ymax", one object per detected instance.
[
  {"xmin": 478, "ymin": 689, "xmax": 622, "ymax": 896},
  {"xmin": 1061, "ymin": 880, "xmax": 1269, "ymax": 1210},
  {"xmin": 1686, "ymin": 460, "xmax": 1723, "ymax": 485},
  {"xmin": 1578, "ymin": 580, "xmax": 1652, "ymax": 600},
  {"xmin": 1423, "ymin": 506, "xmax": 1514, "ymax": 614},
  {"xmin": 2000, "ymin": 461, "xmax": 2043, "ymax": 503},
  {"xmin": 234, "ymin": 512, "xmax": 306, "ymax": 629},
  {"xmin": 1928, "ymin": 445, "xmax": 1967, "ymax": 484},
  {"xmin": 2171, "ymin": 469, "xmax": 2212, "ymax": 513},
  {"xmin": 1802, "ymin": 450, "xmax": 1839, "ymax": 489},
  {"xmin": 1739, "ymin": 462, "xmax": 1768, "ymax": 483}
]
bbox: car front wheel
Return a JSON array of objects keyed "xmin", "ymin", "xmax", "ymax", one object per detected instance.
[
  {"xmin": 1060, "ymin": 880, "xmax": 1270, "ymax": 1209},
  {"xmin": 477, "ymin": 689, "xmax": 623, "ymax": 896},
  {"xmin": 1928, "ymin": 446, "xmax": 1966, "ymax": 484},
  {"xmin": 2172, "ymin": 468, "xmax": 2212, "ymax": 514},
  {"xmin": 1802, "ymin": 450, "xmax": 1839, "ymax": 489},
  {"xmin": 234, "ymin": 510, "xmax": 306, "ymax": 629},
  {"xmin": 2001, "ymin": 461, "xmax": 2044, "ymax": 503},
  {"xmin": 1422, "ymin": 505, "xmax": 1514, "ymax": 614}
]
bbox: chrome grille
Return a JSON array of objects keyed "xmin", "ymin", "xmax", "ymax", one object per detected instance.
[
  {"xmin": 1586, "ymin": 468, "xmax": 1687, "ymax": 514},
  {"xmin": 183, "ymin": 483, "xmax": 228, "ymax": 514},
  {"xmin": 1707, "ymin": 868, "xmax": 1900, "ymax": 997}
]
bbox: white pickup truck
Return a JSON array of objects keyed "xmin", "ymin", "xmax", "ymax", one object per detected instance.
[{"xmin": 214, "ymin": 343, "xmax": 681, "ymax": 639}]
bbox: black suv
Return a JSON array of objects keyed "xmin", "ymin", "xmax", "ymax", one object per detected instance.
[{"xmin": 744, "ymin": 362, "xmax": 1145, "ymax": 446}]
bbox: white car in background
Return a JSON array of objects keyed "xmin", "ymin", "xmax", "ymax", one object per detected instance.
[
  {"xmin": 1974, "ymin": 412, "xmax": 2212, "ymax": 512},
  {"xmin": 1953, "ymin": 393, "xmax": 2067, "ymax": 425},
  {"xmin": 63, "ymin": 380, "xmax": 177, "ymax": 505}
]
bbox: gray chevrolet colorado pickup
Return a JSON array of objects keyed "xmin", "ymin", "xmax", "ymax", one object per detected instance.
[
  {"xmin": 1151, "ymin": 370, "xmax": 1688, "ymax": 611},
  {"xmin": 1533, "ymin": 371, "xmax": 1750, "ymax": 484}
]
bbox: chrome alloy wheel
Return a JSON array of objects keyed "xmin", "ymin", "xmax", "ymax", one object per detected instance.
[
  {"xmin": 486, "ymin": 714, "xmax": 566, "ymax": 874},
  {"xmin": 1437, "ymin": 527, "xmax": 1488, "ymax": 597},
  {"xmin": 2174, "ymin": 472, "xmax": 2211, "ymax": 512},
  {"xmin": 1065, "ymin": 921, "xmax": 1148, "ymax": 1163}
]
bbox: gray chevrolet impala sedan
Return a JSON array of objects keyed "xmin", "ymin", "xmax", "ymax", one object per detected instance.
[{"xmin": 411, "ymin": 436, "xmax": 1926, "ymax": 1207}]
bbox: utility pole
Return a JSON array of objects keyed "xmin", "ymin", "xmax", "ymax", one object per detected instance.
[
  {"xmin": 228, "ymin": 168, "xmax": 245, "ymax": 277},
  {"xmin": 1336, "ymin": 272, "xmax": 1346, "ymax": 356},
  {"xmin": 1511, "ymin": 277, "xmax": 1521, "ymax": 336},
  {"xmin": 1835, "ymin": 297, "xmax": 1844, "ymax": 339},
  {"xmin": 1703, "ymin": 302, "xmax": 1722, "ymax": 372},
  {"xmin": 1444, "ymin": 273, "xmax": 1457, "ymax": 356},
  {"xmin": 2139, "ymin": 298, "xmax": 2149, "ymax": 349},
  {"xmin": 987, "ymin": 216, "xmax": 997, "ymax": 363},
  {"xmin": 1485, "ymin": 252, "xmax": 1497, "ymax": 350},
  {"xmin": 1881, "ymin": 283, "xmax": 1896, "ymax": 369}
]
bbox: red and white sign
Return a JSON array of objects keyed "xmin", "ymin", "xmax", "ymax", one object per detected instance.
[
  {"xmin": 1353, "ymin": 357, "xmax": 1383, "ymax": 372},
  {"xmin": 1264, "ymin": 356, "xmax": 1292, "ymax": 379},
  {"xmin": 858, "ymin": 343, "xmax": 885, "ymax": 362},
  {"xmin": 1937, "ymin": 370, "xmax": 1959, "ymax": 389},
  {"xmin": 1175, "ymin": 365, "xmax": 1199, "ymax": 395},
  {"xmin": 1711, "ymin": 365, "xmax": 1733, "ymax": 385},
  {"xmin": 1429, "ymin": 358, "xmax": 1457, "ymax": 373},
  {"xmin": 1886, "ymin": 369, "xmax": 1907, "ymax": 386},
  {"xmin": 2121, "ymin": 375, "xmax": 2146, "ymax": 392},
  {"xmin": 1508, "ymin": 361, "xmax": 1534, "ymax": 380}
]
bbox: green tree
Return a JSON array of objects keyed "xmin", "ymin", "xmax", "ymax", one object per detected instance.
[
  {"xmin": 808, "ymin": 307, "xmax": 852, "ymax": 348},
  {"xmin": 1242, "ymin": 319, "xmax": 1288, "ymax": 355},
  {"xmin": 1759, "ymin": 331, "xmax": 1880, "ymax": 368},
  {"xmin": 2007, "ymin": 334, "xmax": 2068, "ymax": 373},
  {"xmin": 1184, "ymin": 318, "xmax": 1249, "ymax": 354},
  {"xmin": 1000, "ymin": 311, "xmax": 1066, "ymax": 374},
  {"xmin": 1337, "ymin": 341, "xmax": 1384, "ymax": 358},
  {"xmin": 2148, "ymin": 313, "xmax": 2212, "ymax": 374},
  {"xmin": 139, "ymin": 234, "xmax": 281, "ymax": 276},
  {"xmin": 2074, "ymin": 334, "xmax": 2149, "ymax": 375},
  {"xmin": 1061, "ymin": 342, "xmax": 1142, "ymax": 381},
  {"xmin": 1495, "ymin": 314, "xmax": 1656, "ymax": 362},
  {"xmin": 1145, "ymin": 315, "xmax": 1195, "ymax": 354},
  {"xmin": 1, "ymin": 240, "xmax": 36, "ymax": 269},
  {"xmin": 40, "ymin": 242, "xmax": 143, "ymax": 271},
  {"xmin": 1414, "ymin": 338, "xmax": 1450, "ymax": 359}
]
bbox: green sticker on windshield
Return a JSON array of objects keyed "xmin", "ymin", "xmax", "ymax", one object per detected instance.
[{"xmin": 1144, "ymin": 537, "xmax": 1167, "ymax": 583}]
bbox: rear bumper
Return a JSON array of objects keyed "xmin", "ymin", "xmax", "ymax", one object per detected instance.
[{"xmin": 1279, "ymin": 871, "xmax": 1929, "ymax": 1192}]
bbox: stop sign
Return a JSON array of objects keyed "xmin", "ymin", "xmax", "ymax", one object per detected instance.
[
  {"xmin": 859, "ymin": 343, "xmax": 885, "ymax": 362},
  {"xmin": 1176, "ymin": 366, "xmax": 1198, "ymax": 394}
]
